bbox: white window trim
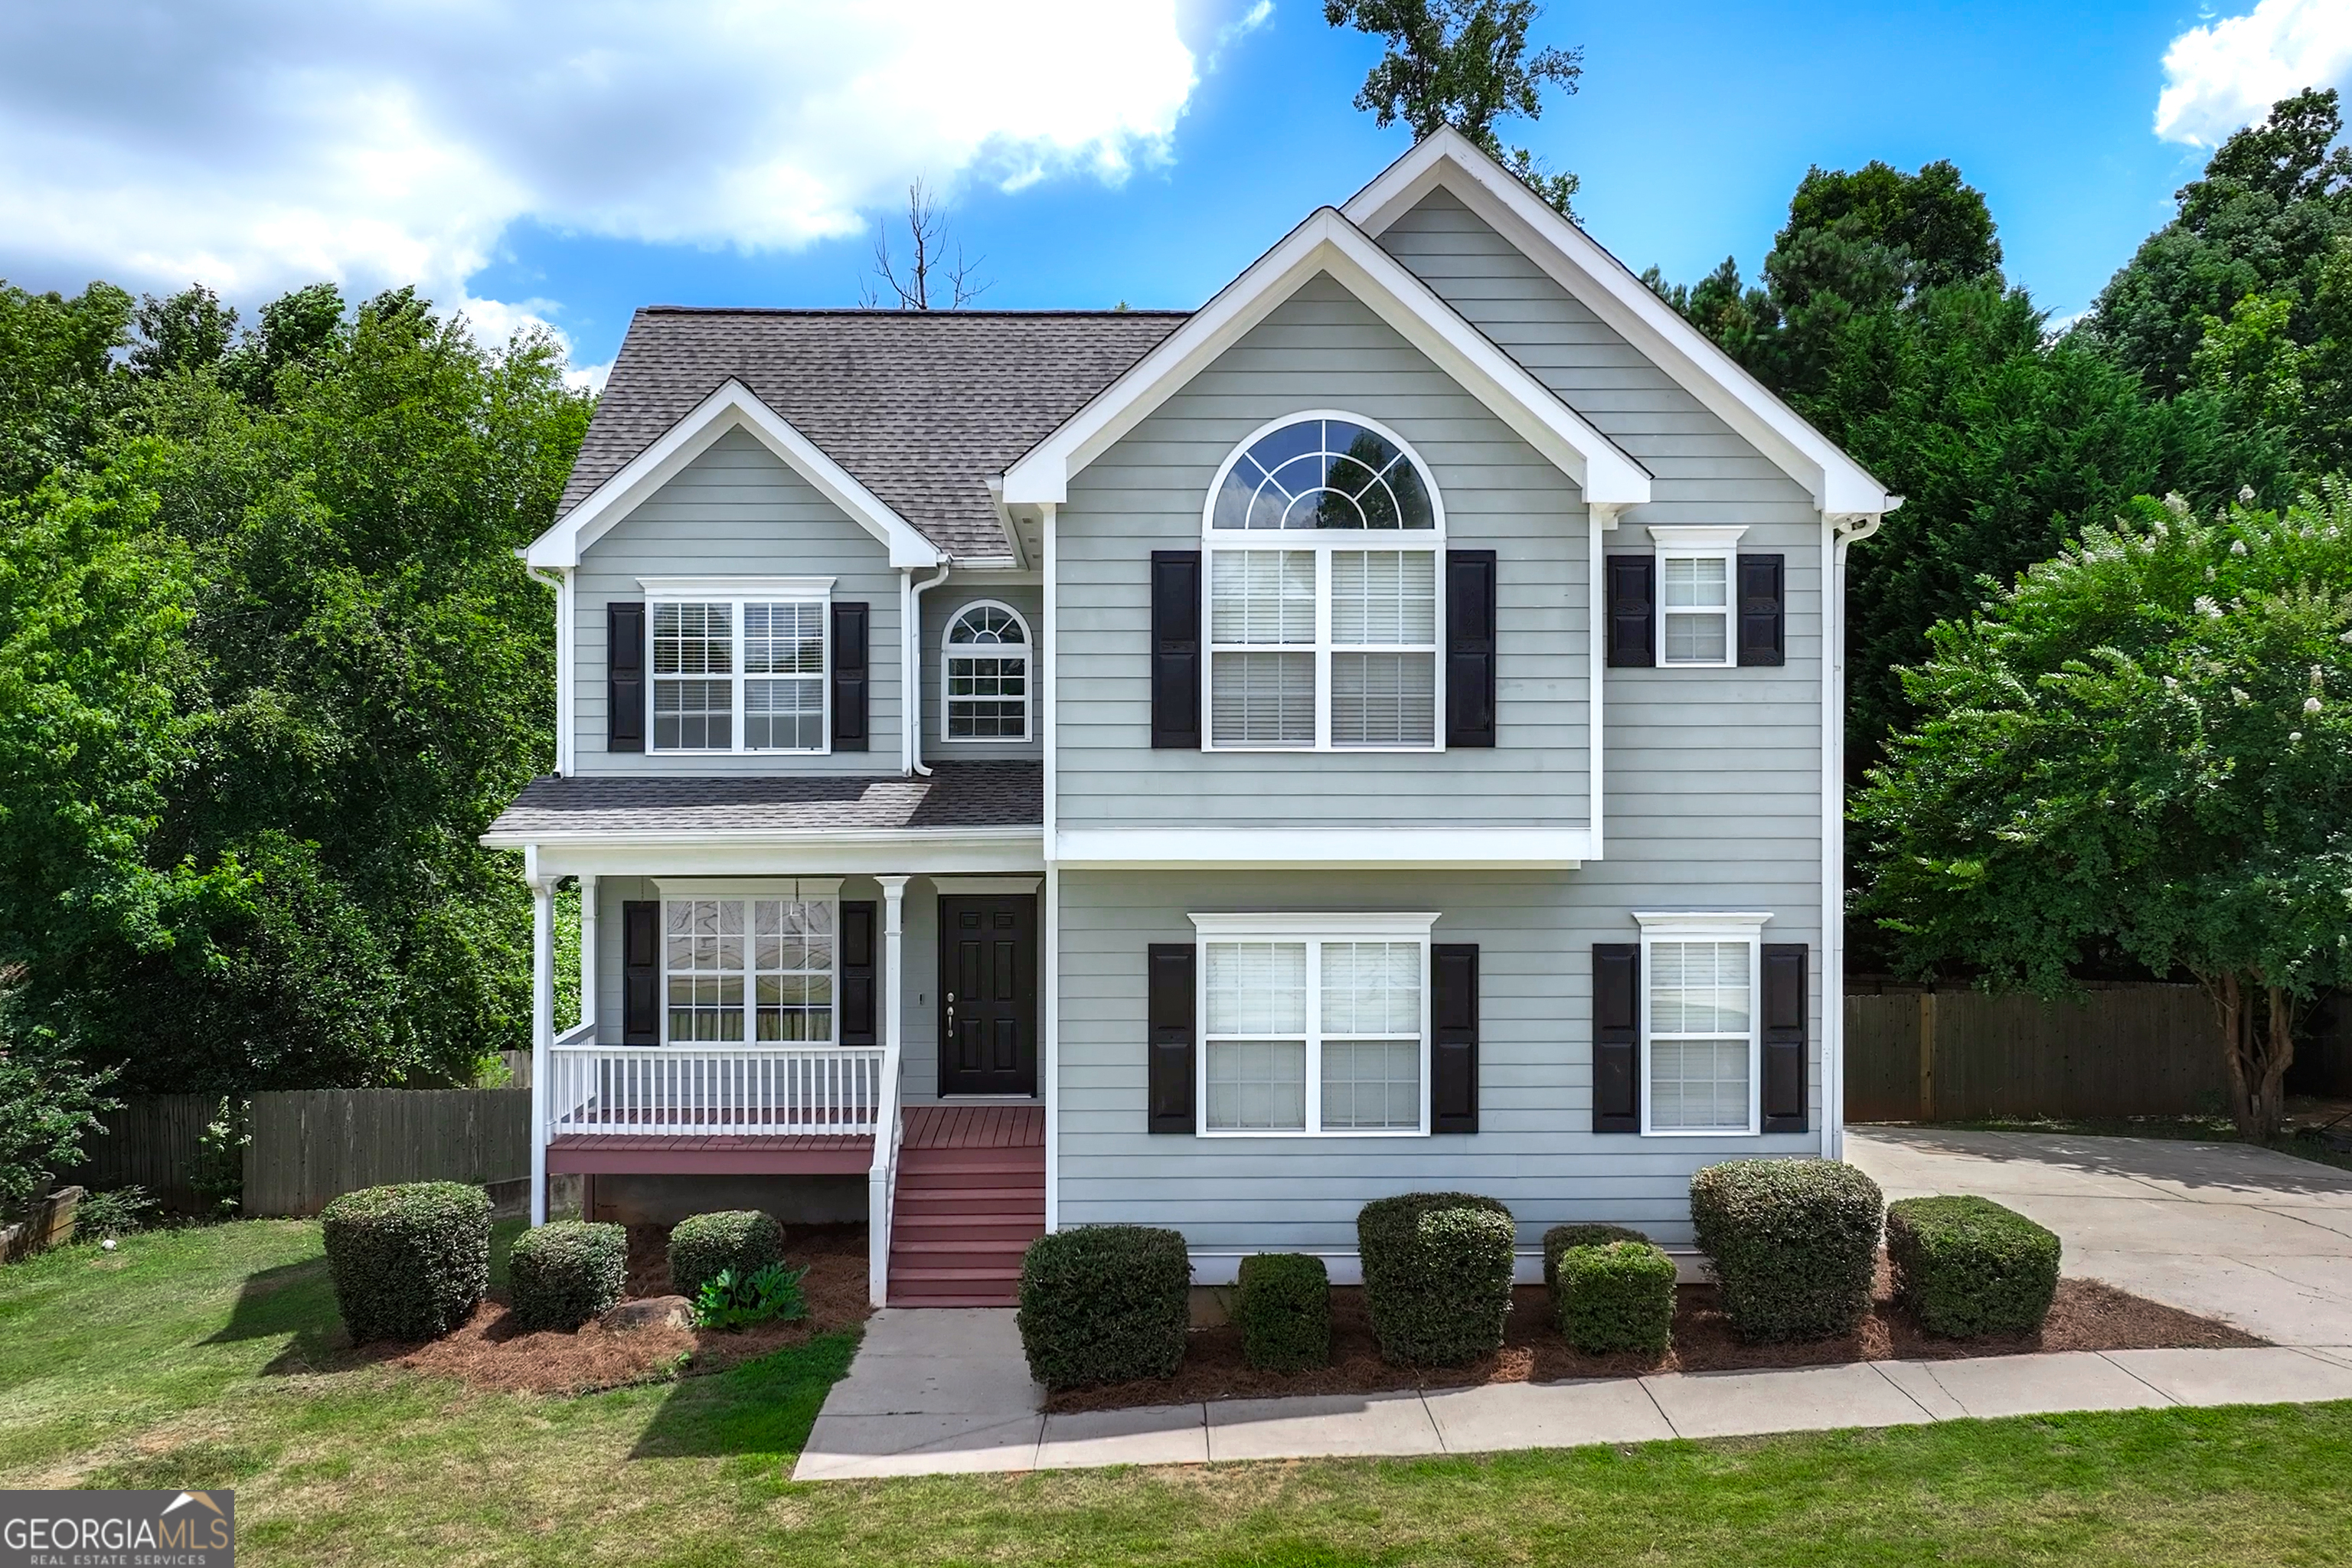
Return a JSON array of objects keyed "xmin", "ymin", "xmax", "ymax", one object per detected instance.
[
  {"xmin": 643, "ymin": 583, "xmax": 835, "ymax": 756},
  {"xmin": 1632, "ymin": 910, "xmax": 1772, "ymax": 1137},
  {"xmin": 1188, "ymin": 911, "xmax": 1440, "ymax": 1138},
  {"xmin": 1200, "ymin": 411, "xmax": 1447, "ymax": 754},
  {"xmin": 658, "ymin": 884, "xmax": 844, "ymax": 1048},
  {"xmin": 939, "ymin": 598, "xmax": 1033, "ymax": 744},
  {"xmin": 1645, "ymin": 525, "xmax": 1747, "ymax": 669}
]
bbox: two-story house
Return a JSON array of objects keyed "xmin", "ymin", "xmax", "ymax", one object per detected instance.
[{"xmin": 484, "ymin": 129, "xmax": 1896, "ymax": 1308}]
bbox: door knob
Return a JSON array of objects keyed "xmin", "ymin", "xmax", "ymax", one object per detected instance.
[{"xmin": 946, "ymin": 991, "xmax": 956, "ymax": 1034}]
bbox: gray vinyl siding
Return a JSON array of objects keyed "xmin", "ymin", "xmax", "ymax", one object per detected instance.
[
  {"xmin": 921, "ymin": 580, "xmax": 1044, "ymax": 761},
  {"xmin": 1054, "ymin": 270, "xmax": 1590, "ymax": 830},
  {"xmin": 1056, "ymin": 868, "xmax": 1822, "ymax": 1253},
  {"xmin": 573, "ymin": 426, "xmax": 903, "ymax": 774}
]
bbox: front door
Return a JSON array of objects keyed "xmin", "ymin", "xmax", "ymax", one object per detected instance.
[{"xmin": 937, "ymin": 894, "xmax": 1039, "ymax": 1097}]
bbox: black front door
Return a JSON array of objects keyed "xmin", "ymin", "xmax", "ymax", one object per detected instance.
[{"xmin": 937, "ymin": 894, "xmax": 1039, "ymax": 1097}]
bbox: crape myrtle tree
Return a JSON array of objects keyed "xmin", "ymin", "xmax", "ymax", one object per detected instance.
[{"xmin": 1857, "ymin": 485, "xmax": 2352, "ymax": 1141}]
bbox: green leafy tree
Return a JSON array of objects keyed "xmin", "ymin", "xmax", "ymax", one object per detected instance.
[
  {"xmin": 0, "ymin": 1034, "xmax": 113, "ymax": 1214},
  {"xmin": 1325, "ymin": 0, "xmax": 1583, "ymax": 214},
  {"xmin": 1857, "ymin": 485, "xmax": 2352, "ymax": 1139},
  {"xmin": 0, "ymin": 282, "xmax": 133, "ymax": 500}
]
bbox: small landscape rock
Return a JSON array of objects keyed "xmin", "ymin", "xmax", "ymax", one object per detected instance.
[{"xmin": 599, "ymin": 1295, "xmax": 694, "ymax": 1332}]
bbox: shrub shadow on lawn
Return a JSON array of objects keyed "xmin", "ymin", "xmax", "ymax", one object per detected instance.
[
  {"xmin": 628, "ymin": 1331, "xmax": 859, "ymax": 1462},
  {"xmin": 204, "ymin": 1256, "xmax": 335, "ymax": 1344}
]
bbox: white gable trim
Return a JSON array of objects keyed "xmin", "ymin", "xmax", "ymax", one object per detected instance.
[
  {"xmin": 1343, "ymin": 129, "xmax": 1900, "ymax": 518},
  {"xmin": 1001, "ymin": 207, "xmax": 1650, "ymax": 509},
  {"xmin": 524, "ymin": 380, "xmax": 944, "ymax": 570}
]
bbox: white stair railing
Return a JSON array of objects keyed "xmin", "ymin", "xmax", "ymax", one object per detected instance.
[{"xmin": 866, "ymin": 1036, "xmax": 906, "ymax": 1307}]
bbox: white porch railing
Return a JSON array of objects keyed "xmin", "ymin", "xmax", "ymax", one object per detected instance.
[{"xmin": 546, "ymin": 1044, "xmax": 888, "ymax": 1138}]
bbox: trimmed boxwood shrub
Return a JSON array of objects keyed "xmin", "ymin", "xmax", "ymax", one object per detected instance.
[
  {"xmin": 1689, "ymin": 1159, "xmax": 1883, "ymax": 1343},
  {"xmin": 1540, "ymin": 1223, "xmax": 1650, "ymax": 1292},
  {"xmin": 510, "ymin": 1220, "xmax": 629, "ymax": 1332},
  {"xmin": 668, "ymin": 1210, "xmax": 784, "ymax": 1302},
  {"xmin": 321, "ymin": 1181, "xmax": 490, "ymax": 1344},
  {"xmin": 1017, "ymin": 1226, "xmax": 1191, "ymax": 1390},
  {"xmin": 1553, "ymin": 1241, "xmax": 1677, "ymax": 1355},
  {"xmin": 1886, "ymin": 1195, "xmax": 2061, "ymax": 1338},
  {"xmin": 1235, "ymin": 1253, "xmax": 1331, "ymax": 1372},
  {"xmin": 1357, "ymin": 1192, "xmax": 1516, "ymax": 1366}
]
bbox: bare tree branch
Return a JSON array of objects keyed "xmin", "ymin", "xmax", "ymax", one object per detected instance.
[{"xmin": 865, "ymin": 179, "xmax": 991, "ymax": 309}]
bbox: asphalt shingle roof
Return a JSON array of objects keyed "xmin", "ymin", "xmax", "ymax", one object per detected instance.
[
  {"xmin": 560, "ymin": 308, "xmax": 1190, "ymax": 560},
  {"xmin": 485, "ymin": 762, "xmax": 1041, "ymax": 838}
]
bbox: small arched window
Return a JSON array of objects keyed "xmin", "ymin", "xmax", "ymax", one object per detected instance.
[{"xmin": 942, "ymin": 601, "xmax": 1031, "ymax": 741}]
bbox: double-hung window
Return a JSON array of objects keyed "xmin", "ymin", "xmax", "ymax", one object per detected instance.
[
  {"xmin": 642, "ymin": 577, "xmax": 832, "ymax": 753},
  {"xmin": 1634, "ymin": 911, "xmax": 1767, "ymax": 1134},
  {"xmin": 942, "ymin": 601, "xmax": 1031, "ymax": 740},
  {"xmin": 1204, "ymin": 414, "xmax": 1443, "ymax": 750},
  {"xmin": 1191, "ymin": 913, "xmax": 1436, "ymax": 1136},
  {"xmin": 1647, "ymin": 528, "xmax": 1746, "ymax": 668},
  {"xmin": 662, "ymin": 882, "xmax": 839, "ymax": 1044}
]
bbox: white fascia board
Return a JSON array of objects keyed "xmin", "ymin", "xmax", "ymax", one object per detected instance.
[
  {"xmin": 1001, "ymin": 208, "xmax": 1649, "ymax": 510},
  {"xmin": 1343, "ymin": 130, "xmax": 1900, "ymax": 518},
  {"xmin": 1054, "ymin": 826, "xmax": 1590, "ymax": 869},
  {"xmin": 525, "ymin": 380, "xmax": 943, "ymax": 571},
  {"xmin": 503, "ymin": 829, "xmax": 1045, "ymax": 880}
]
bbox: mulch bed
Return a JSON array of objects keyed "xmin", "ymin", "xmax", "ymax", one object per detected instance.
[
  {"xmin": 1044, "ymin": 1253, "xmax": 2263, "ymax": 1414},
  {"xmin": 390, "ymin": 1223, "xmax": 874, "ymax": 1396}
]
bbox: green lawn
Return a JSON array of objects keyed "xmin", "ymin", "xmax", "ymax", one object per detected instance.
[{"xmin": 6, "ymin": 1222, "xmax": 2352, "ymax": 1566}]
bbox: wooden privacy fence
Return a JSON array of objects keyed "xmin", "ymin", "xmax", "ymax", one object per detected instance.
[
  {"xmin": 63, "ymin": 1094, "xmax": 217, "ymax": 1214},
  {"xmin": 1844, "ymin": 981, "xmax": 2231, "ymax": 1122},
  {"xmin": 243, "ymin": 1089, "xmax": 531, "ymax": 1217}
]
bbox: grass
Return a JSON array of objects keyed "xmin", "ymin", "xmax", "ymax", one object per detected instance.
[
  {"xmin": 5, "ymin": 1221, "xmax": 2352, "ymax": 1566},
  {"xmin": 1906, "ymin": 1112, "xmax": 2352, "ymax": 1175}
]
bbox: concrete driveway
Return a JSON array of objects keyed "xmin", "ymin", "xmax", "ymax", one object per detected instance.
[{"xmin": 1849, "ymin": 1125, "xmax": 2352, "ymax": 1348}]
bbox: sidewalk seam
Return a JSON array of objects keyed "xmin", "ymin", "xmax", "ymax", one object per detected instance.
[
  {"xmin": 2094, "ymin": 1351, "xmax": 2180, "ymax": 1405},
  {"xmin": 1867, "ymin": 1361, "xmax": 1945, "ymax": 1423},
  {"xmin": 1634, "ymin": 1377, "xmax": 1681, "ymax": 1440}
]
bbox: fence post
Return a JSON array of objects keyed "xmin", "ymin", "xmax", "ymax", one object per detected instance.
[{"xmin": 1918, "ymin": 990, "xmax": 1937, "ymax": 1122}]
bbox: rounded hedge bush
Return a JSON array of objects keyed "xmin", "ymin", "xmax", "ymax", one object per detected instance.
[
  {"xmin": 1689, "ymin": 1158, "xmax": 1883, "ymax": 1343},
  {"xmin": 1235, "ymin": 1253, "xmax": 1331, "ymax": 1372},
  {"xmin": 1553, "ymin": 1240, "xmax": 1677, "ymax": 1356},
  {"xmin": 1540, "ymin": 1223, "xmax": 1650, "ymax": 1293},
  {"xmin": 1357, "ymin": 1192, "xmax": 1516, "ymax": 1366},
  {"xmin": 668, "ymin": 1210, "xmax": 784, "ymax": 1301},
  {"xmin": 321, "ymin": 1181, "xmax": 490, "ymax": 1344},
  {"xmin": 1886, "ymin": 1195, "xmax": 2061, "ymax": 1338},
  {"xmin": 510, "ymin": 1220, "xmax": 629, "ymax": 1332},
  {"xmin": 1017, "ymin": 1226, "xmax": 1191, "ymax": 1390}
]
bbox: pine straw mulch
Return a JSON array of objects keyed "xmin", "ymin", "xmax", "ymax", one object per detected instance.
[
  {"xmin": 387, "ymin": 1223, "xmax": 874, "ymax": 1396},
  {"xmin": 1044, "ymin": 1253, "xmax": 2264, "ymax": 1414}
]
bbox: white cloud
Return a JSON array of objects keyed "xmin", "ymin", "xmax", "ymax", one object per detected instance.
[
  {"xmin": 2154, "ymin": 0, "xmax": 2352, "ymax": 146},
  {"xmin": 0, "ymin": 1, "xmax": 1198, "ymax": 368}
]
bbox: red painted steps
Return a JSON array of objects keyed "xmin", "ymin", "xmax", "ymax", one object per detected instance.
[{"xmin": 886, "ymin": 1114, "xmax": 1044, "ymax": 1308}]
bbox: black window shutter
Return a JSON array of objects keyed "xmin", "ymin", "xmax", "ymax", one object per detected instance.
[
  {"xmin": 1149, "ymin": 550, "xmax": 1202, "ymax": 749},
  {"xmin": 831, "ymin": 601, "xmax": 869, "ymax": 750},
  {"xmin": 1431, "ymin": 943, "xmax": 1480, "ymax": 1132},
  {"xmin": 1445, "ymin": 550, "xmax": 1498, "ymax": 748},
  {"xmin": 607, "ymin": 601, "xmax": 645, "ymax": 751},
  {"xmin": 1605, "ymin": 556, "xmax": 1655, "ymax": 668},
  {"xmin": 1146, "ymin": 942, "xmax": 1196, "ymax": 1132},
  {"xmin": 622, "ymin": 900, "xmax": 659, "ymax": 1044},
  {"xmin": 1737, "ymin": 554, "xmax": 1785, "ymax": 667},
  {"xmin": 839, "ymin": 900, "xmax": 878, "ymax": 1047},
  {"xmin": 1592, "ymin": 942, "xmax": 1640, "ymax": 1132},
  {"xmin": 1761, "ymin": 942, "xmax": 1808, "ymax": 1132}
]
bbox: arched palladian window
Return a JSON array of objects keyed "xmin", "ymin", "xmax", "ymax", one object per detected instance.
[
  {"xmin": 942, "ymin": 600, "xmax": 1031, "ymax": 740},
  {"xmin": 1203, "ymin": 413, "xmax": 1442, "ymax": 750}
]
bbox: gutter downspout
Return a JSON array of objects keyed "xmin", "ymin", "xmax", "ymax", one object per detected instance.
[
  {"xmin": 1040, "ymin": 502, "xmax": 1060, "ymax": 1234},
  {"xmin": 907, "ymin": 563, "xmax": 951, "ymax": 777},
  {"xmin": 1823, "ymin": 505, "xmax": 1890, "ymax": 1161}
]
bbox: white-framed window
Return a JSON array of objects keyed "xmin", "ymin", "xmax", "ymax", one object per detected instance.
[
  {"xmin": 1202, "ymin": 413, "xmax": 1443, "ymax": 750},
  {"xmin": 1646, "ymin": 527, "xmax": 1747, "ymax": 668},
  {"xmin": 941, "ymin": 600, "xmax": 1031, "ymax": 741},
  {"xmin": 658, "ymin": 880, "xmax": 841, "ymax": 1045},
  {"xmin": 1191, "ymin": 912, "xmax": 1439, "ymax": 1137},
  {"xmin": 640, "ymin": 577, "xmax": 834, "ymax": 753},
  {"xmin": 1634, "ymin": 911, "xmax": 1769, "ymax": 1135}
]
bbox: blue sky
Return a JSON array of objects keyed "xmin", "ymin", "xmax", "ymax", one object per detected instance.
[{"xmin": 2, "ymin": 1, "xmax": 2346, "ymax": 379}]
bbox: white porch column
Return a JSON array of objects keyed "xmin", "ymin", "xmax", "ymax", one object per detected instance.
[
  {"xmin": 528, "ymin": 863, "xmax": 555, "ymax": 1227},
  {"xmin": 577, "ymin": 875, "xmax": 597, "ymax": 1033},
  {"xmin": 870, "ymin": 875, "xmax": 910, "ymax": 1307}
]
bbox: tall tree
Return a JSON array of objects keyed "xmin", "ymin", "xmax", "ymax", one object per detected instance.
[
  {"xmin": 0, "ymin": 282, "xmax": 132, "ymax": 500},
  {"xmin": 1325, "ymin": 0, "xmax": 1583, "ymax": 215},
  {"xmin": 862, "ymin": 180, "xmax": 990, "ymax": 310}
]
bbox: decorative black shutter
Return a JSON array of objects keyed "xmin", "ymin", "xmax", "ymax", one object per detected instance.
[
  {"xmin": 1592, "ymin": 942, "xmax": 1639, "ymax": 1132},
  {"xmin": 831, "ymin": 601, "xmax": 868, "ymax": 750},
  {"xmin": 1605, "ymin": 556, "xmax": 1655, "ymax": 668},
  {"xmin": 1445, "ymin": 550, "xmax": 1498, "ymax": 748},
  {"xmin": 1431, "ymin": 943, "xmax": 1480, "ymax": 1132},
  {"xmin": 1736, "ymin": 554, "xmax": 1785, "ymax": 667},
  {"xmin": 1149, "ymin": 550, "xmax": 1202, "ymax": 749},
  {"xmin": 1761, "ymin": 942, "xmax": 1808, "ymax": 1132},
  {"xmin": 622, "ymin": 900, "xmax": 660, "ymax": 1044},
  {"xmin": 838, "ymin": 901, "xmax": 877, "ymax": 1047},
  {"xmin": 1145, "ymin": 942, "xmax": 1196, "ymax": 1132},
  {"xmin": 607, "ymin": 601, "xmax": 645, "ymax": 751}
]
